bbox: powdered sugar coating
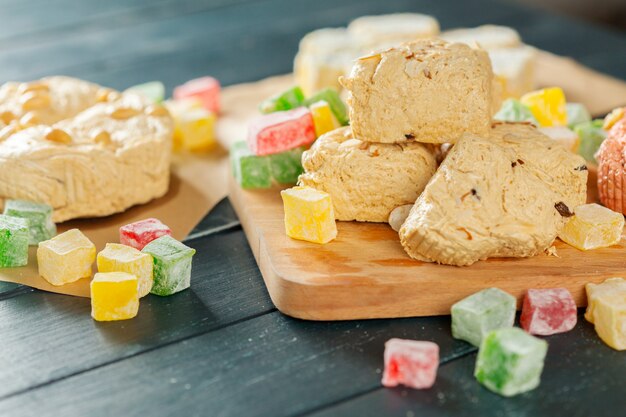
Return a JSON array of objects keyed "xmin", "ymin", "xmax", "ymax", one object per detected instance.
[
  {"xmin": 382, "ymin": 338, "xmax": 439, "ymax": 389},
  {"xmin": 520, "ymin": 288, "xmax": 577, "ymax": 335},
  {"xmin": 119, "ymin": 218, "xmax": 172, "ymax": 250}
]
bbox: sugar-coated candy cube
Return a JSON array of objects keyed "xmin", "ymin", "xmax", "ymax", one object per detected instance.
[
  {"xmin": 538, "ymin": 126, "xmax": 580, "ymax": 153},
  {"xmin": 305, "ymin": 88, "xmax": 349, "ymax": 126},
  {"xmin": 520, "ymin": 288, "xmax": 577, "ymax": 335},
  {"xmin": 451, "ymin": 288, "xmax": 516, "ymax": 347},
  {"xmin": 173, "ymin": 76, "xmax": 221, "ymax": 114},
  {"xmin": 126, "ymin": 81, "xmax": 165, "ymax": 103},
  {"xmin": 231, "ymin": 141, "xmax": 272, "ymax": 189},
  {"xmin": 259, "ymin": 86, "xmax": 305, "ymax": 114},
  {"xmin": 281, "ymin": 186, "xmax": 337, "ymax": 244},
  {"xmin": 310, "ymin": 100, "xmax": 338, "ymax": 137},
  {"xmin": 574, "ymin": 119, "xmax": 606, "ymax": 163},
  {"xmin": 520, "ymin": 87, "xmax": 567, "ymax": 127},
  {"xmin": 0, "ymin": 215, "xmax": 29, "ymax": 268},
  {"xmin": 247, "ymin": 107, "xmax": 316, "ymax": 156},
  {"xmin": 90, "ymin": 272, "xmax": 139, "ymax": 321},
  {"xmin": 165, "ymin": 98, "xmax": 216, "ymax": 151},
  {"xmin": 142, "ymin": 235, "xmax": 196, "ymax": 296},
  {"xmin": 3, "ymin": 200, "xmax": 56, "ymax": 245},
  {"xmin": 97, "ymin": 243, "xmax": 154, "ymax": 297},
  {"xmin": 566, "ymin": 103, "xmax": 591, "ymax": 128},
  {"xmin": 37, "ymin": 229, "xmax": 95, "ymax": 285},
  {"xmin": 119, "ymin": 218, "xmax": 172, "ymax": 251},
  {"xmin": 488, "ymin": 46, "xmax": 535, "ymax": 100},
  {"xmin": 585, "ymin": 277, "xmax": 626, "ymax": 350},
  {"xmin": 382, "ymin": 338, "xmax": 439, "ymax": 390},
  {"xmin": 269, "ymin": 147, "xmax": 305, "ymax": 184},
  {"xmin": 558, "ymin": 203, "xmax": 624, "ymax": 251},
  {"xmin": 493, "ymin": 98, "xmax": 538, "ymax": 125},
  {"xmin": 474, "ymin": 328, "xmax": 548, "ymax": 397}
]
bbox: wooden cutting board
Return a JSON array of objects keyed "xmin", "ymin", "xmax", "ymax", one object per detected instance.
[{"xmin": 226, "ymin": 51, "xmax": 626, "ymax": 321}]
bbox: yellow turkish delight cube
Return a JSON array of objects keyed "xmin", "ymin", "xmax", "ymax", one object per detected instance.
[
  {"xmin": 37, "ymin": 229, "xmax": 96, "ymax": 286},
  {"xmin": 559, "ymin": 204, "xmax": 624, "ymax": 250},
  {"xmin": 310, "ymin": 100, "xmax": 338, "ymax": 137},
  {"xmin": 91, "ymin": 272, "xmax": 139, "ymax": 321},
  {"xmin": 585, "ymin": 278, "xmax": 626, "ymax": 350},
  {"xmin": 520, "ymin": 87, "xmax": 567, "ymax": 127},
  {"xmin": 165, "ymin": 99, "xmax": 216, "ymax": 152},
  {"xmin": 97, "ymin": 243, "xmax": 154, "ymax": 297},
  {"xmin": 281, "ymin": 186, "xmax": 337, "ymax": 244}
]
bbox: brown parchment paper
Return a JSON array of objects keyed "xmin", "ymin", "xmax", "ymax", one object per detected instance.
[{"xmin": 0, "ymin": 52, "xmax": 624, "ymax": 298}]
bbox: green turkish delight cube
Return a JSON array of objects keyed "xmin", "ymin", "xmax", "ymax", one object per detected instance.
[
  {"xmin": 231, "ymin": 141, "xmax": 272, "ymax": 189},
  {"xmin": 574, "ymin": 119, "xmax": 607, "ymax": 163},
  {"xmin": 566, "ymin": 102, "xmax": 591, "ymax": 128},
  {"xmin": 142, "ymin": 235, "xmax": 196, "ymax": 296},
  {"xmin": 494, "ymin": 99, "xmax": 538, "ymax": 125},
  {"xmin": 451, "ymin": 287, "xmax": 516, "ymax": 347},
  {"xmin": 259, "ymin": 86, "xmax": 305, "ymax": 114},
  {"xmin": 3, "ymin": 200, "xmax": 56, "ymax": 245},
  {"xmin": 474, "ymin": 327, "xmax": 548, "ymax": 397},
  {"xmin": 0, "ymin": 214, "xmax": 29, "ymax": 267},
  {"xmin": 269, "ymin": 147, "xmax": 305, "ymax": 184}
]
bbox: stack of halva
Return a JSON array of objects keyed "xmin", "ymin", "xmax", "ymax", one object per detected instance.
[{"xmin": 298, "ymin": 38, "xmax": 588, "ymax": 266}]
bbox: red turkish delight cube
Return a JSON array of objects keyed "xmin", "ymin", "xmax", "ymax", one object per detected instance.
[
  {"xmin": 119, "ymin": 218, "xmax": 172, "ymax": 250},
  {"xmin": 174, "ymin": 76, "xmax": 221, "ymax": 114},
  {"xmin": 382, "ymin": 338, "xmax": 439, "ymax": 389},
  {"xmin": 247, "ymin": 107, "xmax": 316, "ymax": 156},
  {"xmin": 521, "ymin": 288, "xmax": 577, "ymax": 336}
]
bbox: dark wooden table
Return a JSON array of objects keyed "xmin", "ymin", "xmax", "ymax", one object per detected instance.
[{"xmin": 1, "ymin": 1, "xmax": 625, "ymax": 416}]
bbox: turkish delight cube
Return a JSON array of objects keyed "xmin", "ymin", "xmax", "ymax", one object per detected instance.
[
  {"xmin": 520, "ymin": 288, "xmax": 577, "ymax": 335},
  {"xmin": 305, "ymin": 87, "xmax": 349, "ymax": 126},
  {"xmin": 97, "ymin": 243, "xmax": 154, "ymax": 297},
  {"xmin": 247, "ymin": 107, "xmax": 316, "ymax": 156},
  {"xmin": 269, "ymin": 146, "xmax": 305, "ymax": 185},
  {"xmin": 382, "ymin": 338, "xmax": 439, "ymax": 389},
  {"xmin": 231, "ymin": 141, "xmax": 272, "ymax": 189},
  {"xmin": 126, "ymin": 81, "xmax": 165, "ymax": 103},
  {"xmin": 0, "ymin": 214, "xmax": 29, "ymax": 268},
  {"xmin": 520, "ymin": 87, "xmax": 567, "ymax": 127},
  {"xmin": 281, "ymin": 186, "xmax": 337, "ymax": 244},
  {"xmin": 91, "ymin": 272, "xmax": 139, "ymax": 321},
  {"xmin": 585, "ymin": 278, "xmax": 626, "ymax": 350},
  {"xmin": 259, "ymin": 86, "xmax": 305, "ymax": 114},
  {"xmin": 474, "ymin": 327, "xmax": 548, "ymax": 397},
  {"xmin": 566, "ymin": 103, "xmax": 591, "ymax": 128},
  {"xmin": 37, "ymin": 229, "xmax": 96, "ymax": 285},
  {"xmin": 119, "ymin": 218, "xmax": 172, "ymax": 251},
  {"xmin": 310, "ymin": 100, "xmax": 339, "ymax": 137},
  {"xmin": 574, "ymin": 119, "xmax": 606, "ymax": 163},
  {"xmin": 558, "ymin": 203, "xmax": 624, "ymax": 251},
  {"xmin": 493, "ymin": 98, "xmax": 538, "ymax": 125},
  {"xmin": 173, "ymin": 76, "xmax": 221, "ymax": 114},
  {"xmin": 451, "ymin": 287, "xmax": 516, "ymax": 347},
  {"xmin": 142, "ymin": 235, "xmax": 195, "ymax": 296},
  {"xmin": 3, "ymin": 199, "xmax": 56, "ymax": 245}
]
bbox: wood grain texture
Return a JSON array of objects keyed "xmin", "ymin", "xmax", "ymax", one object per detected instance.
[
  {"xmin": 0, "ymin": 311, "xmax": 475, "ymax": 417},
  {"xmin": 309, "ymin": 312, "xmax": 625, "ymax": 417},
  {"xmin": 230, "ymin": 175, "xmax": 626, "ymax": 320}
]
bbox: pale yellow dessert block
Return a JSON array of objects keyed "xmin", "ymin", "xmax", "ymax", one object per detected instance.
[
  {"xmin": 90, "ymin": 272, "xmax": 139, "ymax": 322},
  {"xmin": 538, "ymin": 127, "xmax": 580, "ymax": 153},
  {"xmin": 521, "ymin": 87, "xmax": 568, "ymax": 127},
  {"xmin": 165, "ymin": 98, "xmax": 216, "ymax": 152},
  {"xmin": 37, "ymin": 229, "xmax": 96, "ymax": 286},
  {"xmin": 559, "ymin": 204, "xmax": 624, "ymax": 251},
  {"xmin": 97, "ymin": 243, "xmax": 154, "ymax": 297},
  {"xmin": 281, "ymin": 186, "xmax": 337, "ymax": 244},
  {"xmin": 585, "ymin": 278, "xmax": 626, "ymax": 350},
  {"xmin": 310, "ymin": 100, "xmax": 338, "ymax": 137}
]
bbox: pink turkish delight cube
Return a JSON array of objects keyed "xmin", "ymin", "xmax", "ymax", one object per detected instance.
[
  {"xmin": 382, "ymin": 338, "xmax": 439, "ymax": 389},
  {"xmin": 173, "ymin": 76, "xmax": 221, "ymax": 114},
  {"xmin": 521, "ymin": 288, "xmax": 577, "ymax": 336},
  {"xmin": 119, "ymin": 218, "xmax": 172, "ymax": 250},
  {"xmin": 247, "ymin": 107, "xmax": 316, "ymax": 156}
]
